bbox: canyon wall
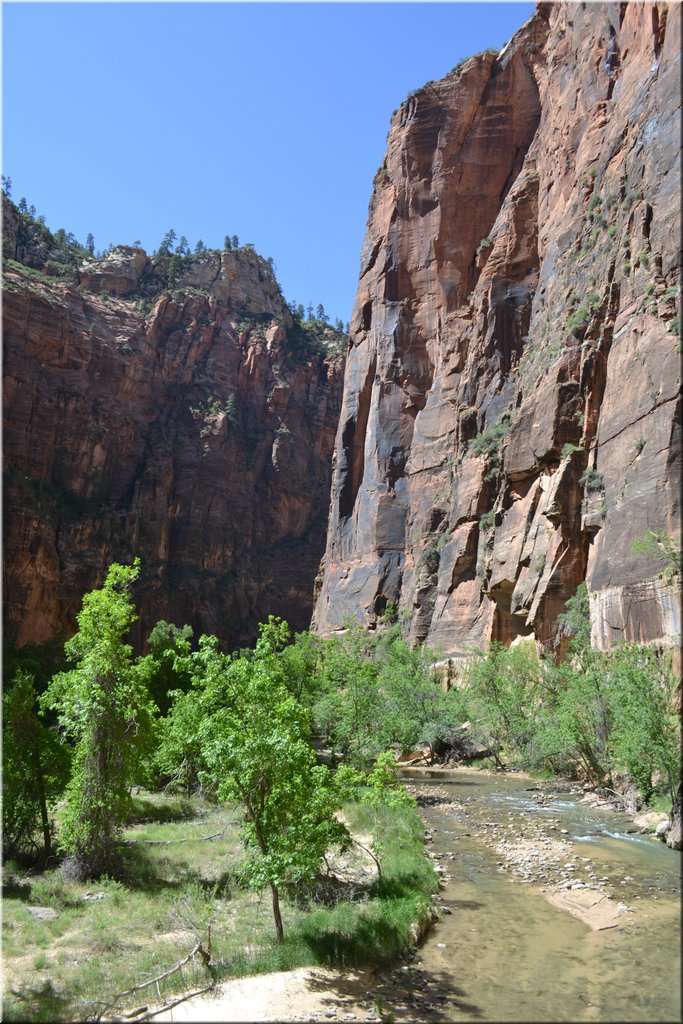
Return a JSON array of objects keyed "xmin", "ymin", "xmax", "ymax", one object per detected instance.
[
  {"xmin": 3, "ymin": 206, "xmax": 345, "ymax": 650},
  {"xmin": 313, "ymin": 1, "xmax": 681, "ymax": 658}
]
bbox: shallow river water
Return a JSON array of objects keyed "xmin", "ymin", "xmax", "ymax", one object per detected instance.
[{"xmin": 391, "ymin": 770, "xmax": 681, "ymax": 1023}]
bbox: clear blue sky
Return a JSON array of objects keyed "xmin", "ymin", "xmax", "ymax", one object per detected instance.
[{"xmin": 3, "ymin": 2, "xmax": 535, "ymax": 325}]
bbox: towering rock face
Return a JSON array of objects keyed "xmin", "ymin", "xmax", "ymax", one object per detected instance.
[
  {"xmin": 3, "ymin": 207, "xmax": 345, "ymax": 650},
  {"xmin": 313, "ymin": 1, "xmax": 681, "ymax": 657}
]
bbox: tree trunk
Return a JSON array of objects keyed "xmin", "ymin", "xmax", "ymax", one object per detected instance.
[
  {"xmin": 36, "ymin": 764, "xmax": 52, "ymax": 864},
  {"xmin": 270, "ymin": 882, "xmax": 284, "ymax": 942}
]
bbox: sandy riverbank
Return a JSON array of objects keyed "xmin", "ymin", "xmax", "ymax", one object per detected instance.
[{"xmin": 148, "ymin": 966, "xmax": 377, "ymax": 1023}]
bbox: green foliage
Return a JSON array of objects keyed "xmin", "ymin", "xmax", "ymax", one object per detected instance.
[
  {"xmin": 557, "ymin": 581, "xmax": 591, "ymax": 651},
  {"xmin": 476, "ymin": 235, "xmax": 493, "ymax": 256},
  {"xmin": 40, "ymin": 560, "xmax": 157, "ymax": 879},
  {"xmin": 579, "ymin": 466, "xmax": 604, "ymax": 492},
  {"xmin": 311, "ymin": 625, "xmax": 462, "ymax": 767},
  {"xmin": 164, "ymin": 619, "xmax": 356, "ymax": 940},
  {"xmin": 382, "ymin": 601, "xmax": 398, "ymax": 624},
  {"xmin": 358, "ymin": 752, "xmax": 416, "ymax": 809},
  {"xmin": 479, "ymin": 509, "xmax": 495, "ymax": 532},
  {"xmin": 561, "ymin": 442, "xmax": 584, "ymax": 459},
  {"xmin": 566, "ymin": 304, "xmax": 590, "ymax": 333},
  {"xmin": 3, "ymin": 672, "xmax": 70, "ymax": 862},
  {"xmin": 460, "ymin": 585, "xmax": 681, "ymax": 806},
  {"xmin": 141, "ymin": 620, "xmax": 194, "ymax": 716},
  {"xmin": 461, "ymin": 642, "xmax": 544, "ymax": 766},
  {"xmin": 606, "ymin": 646, "xmax": 680, "ymax": 802},
  {"xmin": 468, "ymin": 410, "xmax": 512, "ymax": 463},
  {"xmin": 631, "ymin": 529, "xmax": 682, "ymax": 581},
  {"xmin": 5, "ymin": 194, "xmax": 90, "ymax": 278},
  {"xmin": 536, "ymin": 642, "xmax": 680, "ymax": 800}
]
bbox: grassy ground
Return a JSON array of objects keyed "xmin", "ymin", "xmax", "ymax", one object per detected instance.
[{"xmin": 2, "ymin": 792, "xmax": 438, "ymax": 1023}]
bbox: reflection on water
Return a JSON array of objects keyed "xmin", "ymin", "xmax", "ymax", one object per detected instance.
[{"xmin": 406, "ymin": 771, "xmax": 681, "ymax": 1023}]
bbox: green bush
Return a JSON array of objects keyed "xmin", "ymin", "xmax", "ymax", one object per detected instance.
[
  {"xmin": 566, "ymin": 305, "xmax": 590, "ymax": 333},
  {"xmin": 579, "ymin": 466, "xmax": 604, "ymax": 492},
  {"xmin": 310, "ymin": 625, "xmax": 463, "ymax": 766},
  {"xmin": 468, "ymin": 410, "xmax": 512, "ymax": 460},
  {"xmin": 460, "ymin": 642, "xmax": 544, "ymax": 766},
  {"xmin": 3, "ymin": 672, "xmax": 70, "ymax": 862}
]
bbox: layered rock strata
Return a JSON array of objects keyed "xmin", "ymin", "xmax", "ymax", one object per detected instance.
[
  {"xmin": 313, "ymin": 1, "xmax": 681, "ymax": 656},
  {"xmin": 3, "ymin": 208, "xmax": 345, "ymax": 649}
]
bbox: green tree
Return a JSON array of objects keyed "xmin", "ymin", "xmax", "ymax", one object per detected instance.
[
  {"xmin": 41, "ymin": 560, "xmax": 157, "ymax": 879},
  {"xmin": 462, "ymin": 641, "xmax": 543, "ymax": 766},
  {"xmin": 231, "ymin": 234, "xmax": 239, "ymax": 249},
  {"xmin": 142, "ymin": 620, "xmax": 193, "ymax": 716},
  {"xmin": 184, "ymin": 622, "xmax": 351, "ymax": 941},
  {"xmin": 224, "ymin": 235, "xmax": 232, "ymax": 251},
  {"xmin": 194, "ymin": 239, "xmax": 206, "ymax": 253},
  {"xmin": 176, "ymin": 235, "xmax": 190, "ymax": 256},
  {"xmin": 158, "ymin": 228, "xmax": 177, "ymax": 255},
  {"xmin": 3, "ymin": 672, "xmax": 70, "ymax": 863},
  {"xmin": 85, "ymin": 232, "xmax": 95, "ymax": 256},
  {"xmin": 311, "ymin": 624, "xmax": 458, "ymax": 766},
  {"xmin": 607, "ymin": 645, "xmax": 681, "ymax": 802}
]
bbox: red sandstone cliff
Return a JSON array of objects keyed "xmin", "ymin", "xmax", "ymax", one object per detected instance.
[
  {"xmin": 3, "ymin": 211, "xmax": 345, "ymax": 650},
  {"xmin": 313, "ymin": 1, "xmax": 681, "ymax": 658}
]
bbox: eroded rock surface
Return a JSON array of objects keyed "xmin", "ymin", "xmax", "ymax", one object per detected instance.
[
  {"xmin": 314, "ymin": 1, "xmax": 681, "ymax": 653},
  {"xmin": 3, "ymin": 212, "xmax": 345, "ymax": 650}
]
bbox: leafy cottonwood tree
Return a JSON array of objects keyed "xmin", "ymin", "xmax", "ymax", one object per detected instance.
[
  {"xmin": 3, "ymin": 671, "xmax": 70, "ymax": 863},
  {"xmin": 171, "ymin": 620, "xmax": 352, "ymax": 941},
  {"xmin": 462, "ymin": 641, "xmax": 543, "ymax": 766},
  {"xmin": 311, "ymin": 624, "xmax": 462, "ymax": 766},
  {"xmin": 41, "ymin": 560, "xmax": 157, "ymax": 880}
]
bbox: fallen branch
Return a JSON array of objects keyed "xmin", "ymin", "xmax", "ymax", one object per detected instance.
[
  {"xmin": 399, "ymin": 754, "xmax": 430, "ymax": 767},
  {"xmin": 96, "ymin": 940, "xmax": 212, "ymax": 1021},
  {"xmin": 109, "ymin": 984, "xmax": 215, "ymax": 1023},
  {"xmin": 351, "ymin": 836, "xmax": 382, "ymax": 878},
  {"xmin": 123, "ymin": 831, "xmax": 225, "ymax": 846}
]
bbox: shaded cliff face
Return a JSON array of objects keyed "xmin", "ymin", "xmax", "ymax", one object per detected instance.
[
  {"xmin": 3, "ymin": 210, "xmax": 345, "ymax": 649},
  {"xmin": 313, "ymin": 1, "xmax": 681, "ymax": 656}
]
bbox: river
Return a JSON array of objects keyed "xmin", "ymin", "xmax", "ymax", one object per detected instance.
[
  {"xmin": 371, "ymin": 769, "xmax": 682, "ymax": 1023},
  {"xmin": 150, "ymin": 768, "xmax": 681, "ymax": 1023}
]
